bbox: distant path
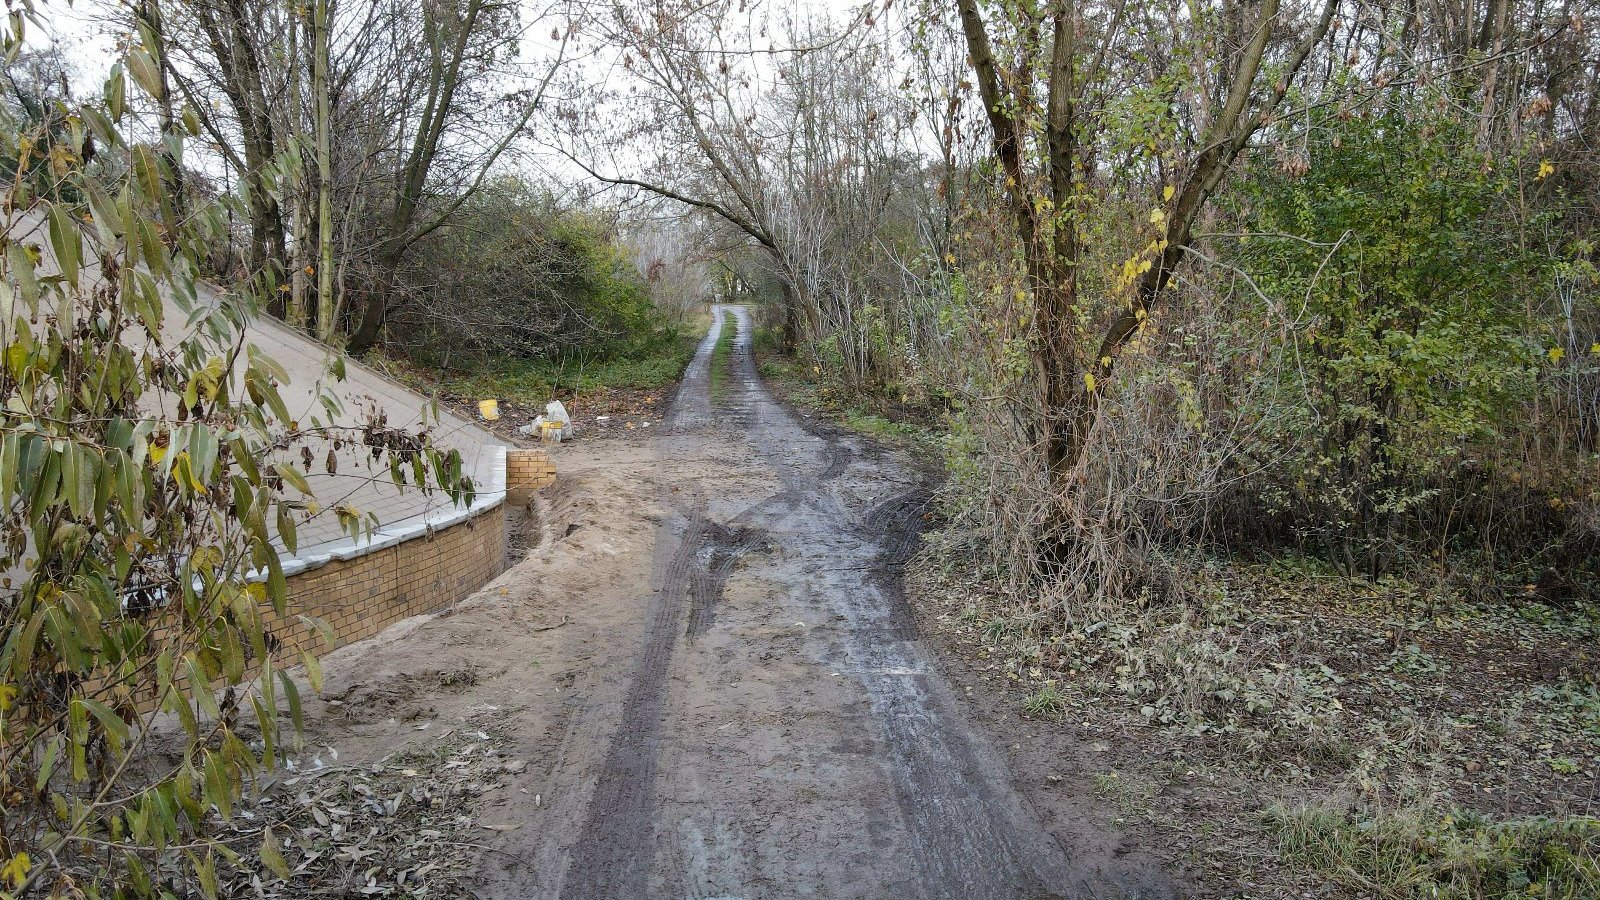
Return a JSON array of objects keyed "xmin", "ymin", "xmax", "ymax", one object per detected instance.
[{"xmin": 487, "ymin": 305, "xmax": 1167, "ymax": 899}]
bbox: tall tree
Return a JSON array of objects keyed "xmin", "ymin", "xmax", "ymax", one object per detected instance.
[
  {"xmin": 187, "ymin": 0, "xmax": 288, "ymax": 285},
  {"xmin": 955, "ymin": 0, "xmax": 1337, "ymax": 478},
  {"xmin": 140, "ymin": 0, "xmax": 569, "ymax": 346},
  {"xmin": 344, "ymin": 0, "xmax": 568, "ymax": 353},
  {"xmin": 314, "ymin": 0, "xmax": 333, "ymax": 340}
]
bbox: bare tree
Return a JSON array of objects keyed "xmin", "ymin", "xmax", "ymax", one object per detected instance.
[
  {"xmin": 559, "ymin": 0, "xmax": 950, "ymax": 391},
  {"xmin": 343, "ymin": 0, "xmax": 571, "ymax": 352},
  {"xmin": 118, "ymin": 0, "xmax": 570, "ymax": 347},
  {"xmin": 955, "ymin": 0, "xmax": 1337, "ymax": 480}
]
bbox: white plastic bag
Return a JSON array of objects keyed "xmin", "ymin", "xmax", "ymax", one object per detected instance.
[{"xmin": 545, "ymin": 401, "xmax": 572, "ymax": 439}]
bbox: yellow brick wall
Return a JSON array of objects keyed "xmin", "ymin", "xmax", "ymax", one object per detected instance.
[
  {"xmin": 264, "ymin": 503, "xmax": 508, "ymax": 657},
  {"xmin": 505, "ymin": 448, "xmax": 556, "ymax": 505},
  {"xmin": 122, "ymin": 503, "xmax": 507, "ymax": 713}
]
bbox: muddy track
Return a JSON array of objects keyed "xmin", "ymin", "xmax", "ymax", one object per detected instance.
[
  {"xmin": 560, "ymin": 504, "xmax": 707, "ymax": 896},
  {"xmin": 487, "ymin": 306, "xmax": 1174, "ymax": 899},
  {"xmin": 685, "ymin": 517, "xmax": 767, "ymax": 639}
]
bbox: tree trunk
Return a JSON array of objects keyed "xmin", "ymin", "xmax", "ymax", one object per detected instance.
[
  {"xmin": 1475, "ymin": 0, "xmax": 1511, "ymax": 147},
  {"xmin": 782, "ymin": 282, "xmax": 801, "ymax": 350},
  {"xmin": 347, "ymin": 255, "xmax": 396, "ymax": 355},
  {"xmin": 196, "ymin": 0, "xmax": 285, "ymax": 287},
  {"xmin": 957, "ymin": 0, "xmax": 1083, "ymax": 476},
  {"xmin": 314, "ymin": 0, "xmax": 335, "ymax": 343},
  {"xmin": 287, "ymin": 3, "xmax": 308, "ymax": 329}
]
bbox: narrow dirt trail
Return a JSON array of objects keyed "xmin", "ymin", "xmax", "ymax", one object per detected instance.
[{"xmin": 475, "ymin": 306, "xmax": 1171, "ymax": 899}]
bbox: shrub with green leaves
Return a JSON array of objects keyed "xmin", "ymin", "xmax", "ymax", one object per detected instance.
[
  {"xmin": 0, "ymin": 7, "xmax": 470, "ymax": 894},
  {"xmin": 1231, "ymin": 97, "xmax": 1545, "ymax": 566},
  {"xmin": 391, "ymin": 176, "xmax": 680, "ymax": 369}
]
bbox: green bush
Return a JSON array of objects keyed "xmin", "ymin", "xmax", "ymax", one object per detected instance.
[
  {"xmin": 393, "ymin": 177, "xmax": 680, "ymax": 368},
  {"xmin": 1230, "ymin": 97, "xmax": 1546, "ymax": 566},
  {"xmin": 422, "ymin": 331, "xmax": 702, "ymax": 403}
]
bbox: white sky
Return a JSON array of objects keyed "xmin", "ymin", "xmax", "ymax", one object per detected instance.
[
  {"xmin": 21, "ymin": 0, "xmax": 889, "ymax": 212},
  {"xmin": 28, "ymin": 0, "xmax": 871, "ymax": 93}
]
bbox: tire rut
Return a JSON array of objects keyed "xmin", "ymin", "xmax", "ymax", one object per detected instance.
[
  {"xmin": 685, "ymin": 519, "xmax": 766, "ymax": 639},
  {"xmin": 560, "ymin": 506, "xmax": 708, "ymax": 898},
  {"xmin": 539, "ymin": 304, "xmax": 1174, "ymax": 899},
  {"xmin": 860, "ymin": 489, "xmax": 934, "ymax": 642},
  {"xmin": 555, "ymin": 316, "xmax": 735, "ymax": 898}
]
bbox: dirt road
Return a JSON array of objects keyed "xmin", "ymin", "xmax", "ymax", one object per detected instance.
[
  {"xmin": 303, "ymin": 305, "xmax": 1176, "ymax": 898},
  {"xmin": 483, "ymin": 304, "xmax": 1175, "ymax": 899}
]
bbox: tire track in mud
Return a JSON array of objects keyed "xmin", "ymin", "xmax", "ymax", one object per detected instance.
[
  {"xmin": 718, "ymin": 304, "xmax": 1136, "ymax": 898},
  {"xmin": 553, "ymin": 305, "xmax": 1169, "ymax": 899},
  {"xmin": 685, "ymin": 521, "xmax": 766, "ymax": 639},
  {"xmin": 560, "ymin": 505, "xmax": 708, "ymax": 898},
  {"xmin": 553, "ymin": 314, "xmax": 723, "ymax": 898},
  {"xmin": 859, "ymin": 489, "xmax": 934, "ymax": 641},
  {"xmin": 559, "ymin": 308, "xmax": 772, "ymax": 897},
  {"xmin": 712, "ymin": 305, "xmax": 1062, "ymax": 898}
]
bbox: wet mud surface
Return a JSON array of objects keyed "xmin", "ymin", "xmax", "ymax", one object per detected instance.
[{"xmin": 476, "ymin": 306, "xmax": 1178, "ymax": 899}]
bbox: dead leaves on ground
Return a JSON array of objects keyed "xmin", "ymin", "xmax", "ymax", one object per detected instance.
[{"xmin": 220, "ymin": 710, "xmax": 525, "ymax": 898}]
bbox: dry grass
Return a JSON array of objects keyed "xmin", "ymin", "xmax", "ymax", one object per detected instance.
[
  {"xmin": 1269, "ymin": 800, "xmax": 1600, "ymax": 899},
  {"xmin": 909, "ymin": 534, "xmax": 1600, "ymax": 896}
]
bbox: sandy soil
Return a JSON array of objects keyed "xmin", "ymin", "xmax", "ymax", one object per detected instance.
[{"xmin": 287, "ymin": 306, "xmax": 1180, "ymax": 898}]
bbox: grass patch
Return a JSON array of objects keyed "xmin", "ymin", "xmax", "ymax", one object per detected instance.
[
  {"xmin": 842, "ymin": 410, "xmax": 923, "ymax": 441},
  {"xmin": 832, "ymin": 405, "xmax": 943, "ymax": 460},
  {"xmin": 709, "ymin": 310, "xmax": 736, "ymax": 404},
  {"xmin": 1091, "ymin": 770, "xmax": 1158, "ymax": 821},
  {"xmin": 372, "ymin": 329, "xmax": 702, "ymax": 404},
  {"xmin": 751, "ymin": 332, "xmax": 943, "ymax": 461},
  {"xmin": 1022, "ymin": 682, "xmax": 1069, "ymax": 719},
  {"xmin": 1271, "ymin": 802, "xmax": 1600, "ymax": 899}
]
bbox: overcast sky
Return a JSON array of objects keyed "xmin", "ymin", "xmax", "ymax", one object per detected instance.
[
  {"xmin": 29, "ymin": 0, "xmax": 871, "ymax": 88},
  {"xmin": 22, "ymin": 0, "xmax": 882, "ymax": 207}
]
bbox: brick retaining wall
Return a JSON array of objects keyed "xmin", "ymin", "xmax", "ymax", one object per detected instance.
[
  {"xmin": 506, "ymin": 447, "xmax": 557, "ymax": 505},
  {"xmin": 135, "ymin": 447, "xmax": 557, "ymax": 711},
  {"xmin": 263, "ymin": 501, "xmax": 508, "ymax": 656},
  {"xmin": 266, "ymin": 446, "xmax": 558, "ymax": 659}
]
